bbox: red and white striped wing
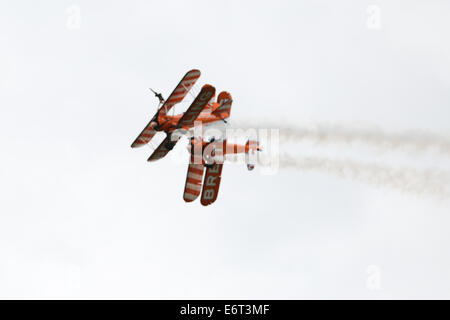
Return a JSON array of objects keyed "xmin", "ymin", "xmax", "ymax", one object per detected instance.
[
  {"xmin": 212, "ymin": 91, "xmax": 232, "ymax": 117},
  {"xmin": 131, "ymin": 69, "xmax": 200, "ymax": 148},
  {"xmin": 200, "ymin": 163, "xmax": 223, "ymax": 206},
  {"xmin": 177, "ymin": 84, "xmax": 216, "ymax": 128},
  {"xmin": 157, "ymin": 69, "xmax": 201, "ymax": 122},
  {"xmin": 147, "ymin": 134, "xmax": 180, "ymax": 162},
  {"xmin": 131, "ymin": 119, "xmax": 157, "ymax": 148},
  {"xmin": 183, "ymin": 163, "xmax": 205, "ymax": 202}
]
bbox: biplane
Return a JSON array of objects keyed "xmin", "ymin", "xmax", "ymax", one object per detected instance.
[
  {"xmin": 183, "ymin": 137, "xmax": 261, "ymax": 206},
  {"xmin": 131, "ymin": 69, "xmax": 232, "ymax": 162}
]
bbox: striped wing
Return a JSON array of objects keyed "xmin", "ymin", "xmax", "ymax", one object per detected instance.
[
  {"xmin": 200, "ymin": 163, "xmax": 223, "ymax": 206},
  {"xmin": 212, "ymin": 91, "xmax": 232, "ymax": 118},
  {"xmin": 157, "ymin": 69, "xmax": 201, "ymax": 122},
  {"xmin": 183, "ymin": 163, "xmax": 205, "ymax": 202},
  {"xmin": 147, "ymin": 134, "xmax": 181, "ymax": 162},
  {"xmin": 130, "ymin": 118, "xmax": 157, "ymax": 148},
  {"xmin": 131, "ymin": 69, "xmax": 200, "ymax": 148},
  {"xmin": 177, "ymin": 84, "xmax": 216, "ymax": 128}
]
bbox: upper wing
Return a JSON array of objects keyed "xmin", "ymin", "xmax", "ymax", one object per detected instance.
[
  {"xmin": 147, "ymin": 134, "xmax": 181, "ymax": 162},
  {"xmin": 131, "ymin": 69, "xmax": 200, "ymax": 148},
  {"xmin": 200, "ymin": 163, "xmax": 223, "ymax": 206},
  {"xmin": 211, "ymin": 91, "xmax": 232, "ymax": 118},
  {"xmin": 183, "ymin": 162, "xmax": 205, "ymax": 202},
  {"xmin": 157, "ymin": 69, "xmax": 201, "ymax": 122},
  {"xmin": 177, "ymin": 84, "xmax": 216, "ymax": 128}
]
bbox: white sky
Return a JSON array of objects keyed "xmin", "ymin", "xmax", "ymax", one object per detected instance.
[{"xmin": 1, "ymin": 0, "xmax": 450, "ymax": 299}]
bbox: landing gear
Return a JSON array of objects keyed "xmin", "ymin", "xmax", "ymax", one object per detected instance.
[
  {"xmin": 204, "ymin": 152, "xmax": 215, "ymax": 168},
  {"xmin": 164, "ymin": 132, "xmax": 181, "ymax": 150},
  {"xmin": 164, "ymin": 140, "xmax": 177, "ymax": 150}
]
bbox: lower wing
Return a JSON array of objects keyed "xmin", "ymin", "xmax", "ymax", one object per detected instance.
[
  {"xmin": 147, "ymin": 134, "xmax": 181, "ymax": 162},
  {"xmin": 200, "ymin": 163, "xmax": 223, "ymax": 206}
]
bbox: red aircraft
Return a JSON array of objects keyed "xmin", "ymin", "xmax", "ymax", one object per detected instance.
[
  {"xmin": 131, "ymin": 69, "xmax": 261, "ymax": 205},
  {"xmin": 131, "ymin": 69, "xmax": 232, "ymax": 162},
  {"xmin": 183, "ymin": 137, "xmax": 261, "ymax": 206}
]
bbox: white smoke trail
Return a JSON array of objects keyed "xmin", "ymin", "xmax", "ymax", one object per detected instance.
[
  {"xmin": 230, "ymin": 121, "xmax": 450, "ymax": 156},
  {"xmin": 257, "ymin": 153, "xmax": 450, "ymax": 199},
  {"xmin": 224, "ymin": 120, "xmax": 450, "ymax": 198}
]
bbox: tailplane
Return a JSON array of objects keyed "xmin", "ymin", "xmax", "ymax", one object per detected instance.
[
  {"xmin": 245, "ymin": 140, "xmax": 261, "ymax": 171},
  {"xmin": 245, "ymin": 140, "xmax": 262, "ymax": 152}
]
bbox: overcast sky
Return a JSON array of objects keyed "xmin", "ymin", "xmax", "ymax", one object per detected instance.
[{"xmin": 1, "ymin": 0, "xmax": 450, "ymax": 299}]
